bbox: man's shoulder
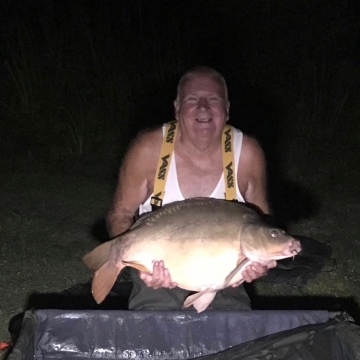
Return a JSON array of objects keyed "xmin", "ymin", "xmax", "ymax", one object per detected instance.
[
  {"xmin": 129, "ymin": 126, "xmax": 163, "ymax": 154},
  {"xmin": 238, "ymin": 133, "xmax": 265, "ymax": 169},
  {"xmin": 241, "ymin": 133, "xmax": 263, "ymax": 153},
  {"xmin": 119, "ymin": 126, "xmax": 163, "ymax": 179}
]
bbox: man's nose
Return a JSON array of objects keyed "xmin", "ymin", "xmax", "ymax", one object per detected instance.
[{"xmin": 197, "ymin": 97, "xmax": 210, "ymax": 108}]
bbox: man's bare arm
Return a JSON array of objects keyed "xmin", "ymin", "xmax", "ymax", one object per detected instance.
[
  {"xmin": 236, "ymin": 135, "xmax": 276, "ymax": 284},
  {"xmin": 238, "ymin": 135, "xmax": 269, "ymax": 214},
  {"xmin": 107, "ymin": 130, "xmax": 161, "ymax": 238},
  {"xmin": 106, "ymin": 128, "xmax": 178, "ymax": 288}
]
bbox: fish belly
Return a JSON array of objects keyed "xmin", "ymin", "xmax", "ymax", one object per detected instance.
[{"xmin": 124, "ymin": 240, "xmax": 240, "ymax": 292}]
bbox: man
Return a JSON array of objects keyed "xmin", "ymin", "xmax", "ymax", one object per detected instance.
[{"xmin": 106, "ymin": 66, "xmax": 276, "ymax": 310}]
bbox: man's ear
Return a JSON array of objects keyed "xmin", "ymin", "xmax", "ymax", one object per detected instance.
[
  {"xmin": 226, "ymin": 100, "xmax": 230, "ymax": 121},
  {"xmin": 174, "ymin": 99, "xmax": 180, "ymax": 120}
]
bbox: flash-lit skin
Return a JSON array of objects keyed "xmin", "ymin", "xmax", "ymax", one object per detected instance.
[{"xmin": 107, "ymin": 72, "xmax": 276, "ymax": 290}]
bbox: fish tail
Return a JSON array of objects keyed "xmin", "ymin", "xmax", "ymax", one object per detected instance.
[
  {"xmin": 83, "ymin": 239, "xmax": 124, "ymax": 304},
  {"xmin": 91, "ymin": 260, "xmax": 124, "ymax": 304},
  {"xmin": 83, "ymin": 240, "xmax": 114, "ymax": 271},
  {"xmin": 184, "ymin": 290, "xmax": 217, "ymax": 313}
]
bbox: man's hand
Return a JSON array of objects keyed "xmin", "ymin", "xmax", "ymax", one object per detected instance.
[
  {"xmin": 232, "ymin": 260, "xmax": 277, "ymax": 287},
  {"xmin": 139, "ymin": 261, "xmax": 178, "ymax": 289}
]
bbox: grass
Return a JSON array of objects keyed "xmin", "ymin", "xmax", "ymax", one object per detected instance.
[
  {"xmin": 253, "ymin": 169, "xmax": 360, "ymax": 318},
  {"xmin": 1, "ymin": 155, "xmax": 360, "ymax": 342},
  {"xmin": 0, "ymin": 157, "xmax": 116, "ymax": 341}
]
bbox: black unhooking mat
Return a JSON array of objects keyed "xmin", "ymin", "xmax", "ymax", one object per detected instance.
[
  {"xmin": 7, "ymin": 310, "xmax": 360, "ymax": 360},
  {"xmin": 259, "ymin": 235, "xmax": 336, "ymax": 287}
]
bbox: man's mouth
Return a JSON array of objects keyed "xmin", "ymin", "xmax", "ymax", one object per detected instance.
[{"xmin": 196, "ymin": 118, "xmax": 212, "ymax": 123}]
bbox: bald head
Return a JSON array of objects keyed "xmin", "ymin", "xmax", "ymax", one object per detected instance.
[{"xmin": 176, "ymin": 66, "xmax": 229, "ymax": 103}]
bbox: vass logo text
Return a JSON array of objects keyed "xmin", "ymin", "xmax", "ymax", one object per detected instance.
[
  {"xmin": 224, "ymin": 128, "xmax": 232, "ymax": 152},
  {"xmin": 158, "ymin": 154, "xmax": 170, "ymax": 180},
  {"xmin": 166, "ymin": 121, "xmax": 177, "ymax": 144},
  {"xmin": 225, "ymin": 162, "xmax": 234, "ymax": 188}
]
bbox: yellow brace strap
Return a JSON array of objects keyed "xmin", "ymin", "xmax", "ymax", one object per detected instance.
[
  {"xmin": 151, "ymin": 121, "xmax": 236, "ymax": 208},
  {"xmin": 222, "ymin": 124, "xmax": 236, "ymax": 201},
  {"xmin": 151, "ymin": 120, "xmax": 179, "ymax": 208}
]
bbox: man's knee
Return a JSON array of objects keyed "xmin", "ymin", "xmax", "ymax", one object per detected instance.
[
  {"xmin": 210, "ymin": 286, "xmax": 251, "ymax": 311},
  {"xmin": 129, "ymin": 269, "xmax": 188, "ymax": 310}
]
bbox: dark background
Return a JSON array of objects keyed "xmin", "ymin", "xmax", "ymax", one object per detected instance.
[
  {"xmin": 0, "ymin": 0, "xmax": 359, "ymax": 223},
  {"xmin": 1, "ymin": 2, "xmax": 360, "ymax": 339}
]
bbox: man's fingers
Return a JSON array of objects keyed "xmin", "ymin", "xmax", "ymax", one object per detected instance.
[
  {"xmin": 152, "ymin": 261, "xmax": 164, "ymax": 287},
  {"xmin": 140, "ymin": 261, "xmax": 162, "ymax": 288},
  {"xmin": 140, "ymin": 260, "xmax": 177, "ymax": 289},
  {"xmin": 152, "ymin": 261, "xmax": 162, "ymax": 279},
  {"xmin": 250, "ymin": 263, "xmax": 267, "ymax": 275},
  {"xmin": 163, "ymin": 268, "xmax": 178, "ymax": 288},
  {"xmin": 163, "ymin": 268, "xmax": 171, "ymax": 287},
  {"xmin": 140, "ymin": 271, "xmax": 154, "ymax": 287},
  {"xmin": 242, "ymin": 268, "xmax": 257, "ymax": 283},
  {"xmin": 241, "ymin": 261, "xmax": 274, "ymax": 283},
  {"xmin": 139, "ymin": 260, "xmax": 178, "ymax": 289}
]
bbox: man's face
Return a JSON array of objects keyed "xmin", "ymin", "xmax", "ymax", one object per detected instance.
[{"xmin": 174, "ymin": 75, "xmax": 230, "ymax": 141}]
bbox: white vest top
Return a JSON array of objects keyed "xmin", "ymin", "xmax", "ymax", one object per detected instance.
[{"xmin": 139, "ymin": 125, "xmax": 246, "ymax": 215}]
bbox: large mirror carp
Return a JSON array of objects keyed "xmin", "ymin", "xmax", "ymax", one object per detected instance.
[{"xmin": 83, "ymin": 198, "xmax": 301, "ymax": 312}]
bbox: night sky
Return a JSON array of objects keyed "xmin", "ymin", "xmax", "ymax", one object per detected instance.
[{"xmin": 0, "ymin": 0, "xmax": 359, "ymax": 173}]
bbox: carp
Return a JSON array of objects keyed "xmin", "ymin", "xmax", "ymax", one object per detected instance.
[{"xmin": 83, "ymin": 198, "xmax": 301, "ymax": 312}]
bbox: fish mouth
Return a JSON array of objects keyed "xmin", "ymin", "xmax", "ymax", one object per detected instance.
[
  {"xmin": 292, "ymin": 248, "xmax": 300, "ymax": 258},
  {"xmin": 243, "ymin": 238, "xmax": 302, "ymax": 264},
  {"xmin": 289, "ymin": 239, "xmax": 302, "ymax": 256}
]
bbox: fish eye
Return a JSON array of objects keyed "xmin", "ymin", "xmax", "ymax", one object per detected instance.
[{"xmin": 270, "ymin": 230, "xmax": 278, "ymax": 238}]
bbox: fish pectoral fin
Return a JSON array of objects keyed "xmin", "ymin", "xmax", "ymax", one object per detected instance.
[
  {"xmin": 122, "ymin": 261, "xmax": 151, "ymax": 273},
  {"xmin": 224, "ymin": 259, "xmax": 251, "ymax": 286},
  {"xmin": 92, "ymin": 260, "xmax": 124, "ymax": 304},
  {"xmin": 184, "ymin": 290, "xmax": 217, "ymax": 313}
]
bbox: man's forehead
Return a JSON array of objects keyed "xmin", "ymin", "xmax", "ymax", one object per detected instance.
[{"xmin": 180, "ymin": 75, "xmax": 226, "ymax": 94}]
